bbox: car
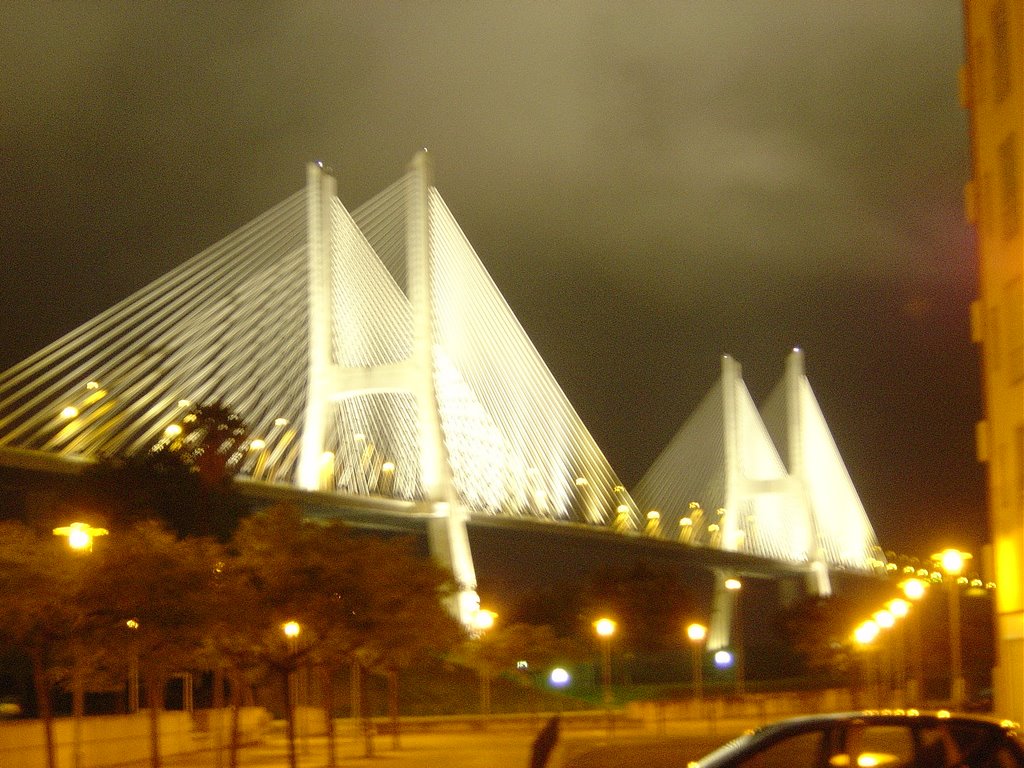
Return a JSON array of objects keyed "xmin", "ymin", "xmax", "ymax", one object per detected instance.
[{"xmin": 689, "ymin": 711, "xmax": 1024, "ymax": 768}]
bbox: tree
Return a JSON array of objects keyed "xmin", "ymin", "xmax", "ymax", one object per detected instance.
[
  {"xmin": 75, "ymin": 400, "xmax": 251, "ymax": 540},
  {"xmin": 582, "ymin": 560, "xmax": 700, "ymax": 653},
  {"xmin": 0, "ymin": 521, "xmax": 82, "ymax": 768},
  {"xmin": 775, "ymin": 595, "xmax": 868, "ymax": 680},
  {"xmin": 452, "ymin": 621, "xmax": 563, "ymax": 717},
  {"xmin": 353, "ymin": 535, "xmax": 463, "ymax": 750},
  {"xmin": 230, "ymin": 505, "xmax": 462, "ymax": 765},
  {"xmin": 79, "ymin": 521, "xmax": 225, "ymax": 768}
]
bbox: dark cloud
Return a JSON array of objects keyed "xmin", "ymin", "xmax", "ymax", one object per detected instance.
[{"xmin": 0, "ymin": 1, "xmax": 984, "ymax": 556}]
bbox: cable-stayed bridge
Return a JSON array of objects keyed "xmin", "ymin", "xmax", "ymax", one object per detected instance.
[{"xmin": 0, "ymin": 153, "xmax": 884, "ymax": 635}]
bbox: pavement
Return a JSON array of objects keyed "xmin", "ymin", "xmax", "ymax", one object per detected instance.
[
  {"xmin": 124, "ymin": 718, "xmax": 752, "ymax": 768},
  {"xmin": 127, "ymin": 728, "xmax": 542, "ymax": 768}
]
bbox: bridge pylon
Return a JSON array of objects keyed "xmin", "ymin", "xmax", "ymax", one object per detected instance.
[{"xmin": 296, "ymin": 154, "xmax": 479, "ymax": 624}]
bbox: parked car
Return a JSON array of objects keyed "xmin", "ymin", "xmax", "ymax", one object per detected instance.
[{"xmin": 690, "ymin": 711, "xmax": 1023, "ymax": 768}]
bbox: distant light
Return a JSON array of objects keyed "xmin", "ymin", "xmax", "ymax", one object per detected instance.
[
  {"xmin": 931, "ymin": 548, "xmax": 972, "ymax": 575},
  {"xmin": 164, "ymin": 424, "xmax": 182, "ymax": 438},
  {"xmin": 679, "ymin": 517, "xmax": 692, "ymax": 527},
  {"xmin": 574, "ymin": 477, "xmax": 588, "ymax": 486},
  {"xmin": 616, "ymin": 504, "xmax": 630, "ymax": 515},
  {"xmin": 594, "ymin": 618, "xmax": 616, "ymax": 638},
  {"xmin": 86, "ymin": 381, "xmax": 99, "ymax": 390},
  {"xmin": 713, "ymin": 650, "xmax": 733, "ymax": 668},
  {"xmin": 126, "ymin": 619, "xmax": 139, "ymax": 630},
  {"xmin": 646, "ymin": 510, "xmax": 660, "ymax": 521},
  {"xmin": 320, "ymin": 451, "xmax": 334, "ymax": 464},
  {"xmin": 274, "ymin": 417, "xmax": 289, "ymax": 426},
  {"xmin": 381, "ymin": 461, "xmax": 395, "ymax": 472},
  {"xmin": 249, "ymin": 439, "xmax": 266, "ymax": 451},
  {"xmin": 354, "ymin": 432, "xmax": 366, "ymax": 441},
  {"xmin": 516, "ymin": 660, "xmax": 528, "ymax": 670},
  {"xmin": 53, "ymin": 522, "xmax": 108, "ymax": 551},
  {"xmin": 473, "ymin": 609, "xmax": 497, "ymax": 632},
  {"xmin": 60, "ymin": 406, "xmax": 79, "ymax": 419},
  {"xmin": 873, "ymin": 610, "xmax": 895, "ymax": 629},
  {"xmin": 854, "ymin": 620, "xmax": 880, "ymax": 645},
  {"xmin": 315, "ymin": 160, "xmax": 324, "ymax": 168},
  {"xmin": 549, "ymin": 668, "xmax": 570, "ymax": 687},
  {"xmin": 686, "ymin": 623, "xmax": 708, "ymax": 642},
  {"xmin": 178, "ymin": 399, "xmax": 192, "ymax": 408},
  {"xmin": 724, "ymin": 578, "xmax": 742, "ymax": 591},
  {"xmin": 282, "ymin": 621, "xmax": 301, "ymax": 638},
  {"xmin": 886, "ymin": 599, "xmax": 910, "ymax": 618}
]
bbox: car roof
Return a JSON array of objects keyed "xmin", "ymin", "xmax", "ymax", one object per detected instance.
[
  {"xmin": 692, "ymin": 711, "xmax": 1023, "ymax": 768},
  {"xmin": 751, "ymin": 711, "xmax": 1021, "ymax": 737}
]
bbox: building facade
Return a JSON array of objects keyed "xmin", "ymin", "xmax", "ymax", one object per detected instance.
[{"xmin": 962, "ymin": 0, "xmax": 1024, "ymax": 723}]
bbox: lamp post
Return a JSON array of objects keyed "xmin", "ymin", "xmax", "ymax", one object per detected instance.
[
  {"xmin": 594, "ymin": 618, "xmax": 616, "ymax": 735},
  {"xmin": 54, "ymin": 522, "xmax": 107, "ymax": 768},
  {"xmin": 686, "ymin": 623, "xmax": 707, "ymax": 712},
  {"xmin": 724, "ymin": 577, "xmax": 744, "ymax": 694},
  {"xmin": 872, "ymin": 609, "xmax": 896, "ymax": 705},
  {"xmin": 931, "ymin": 548, "xmax": 972, "ymax": 707},
  {"xmin": 593, "ymin": 618, "xmax": 616, "ymax": 706},
  {"xmin": 899, "ymin": 577, "xmax": 928, "ymax": 702},
  {"xmin": 886, "ymin": 598, "xmax": 910, "ymax": 705},
  {"xmin": 282, "ymin": 621, "xmax": 301, "ymax": 768},
  {"xmin": 472, "ymin": 609, "xmax": 497, "ymax": 717},
  {"xmin": 853, "ymin": 619, "xmax": 880, "ymax": 708}
]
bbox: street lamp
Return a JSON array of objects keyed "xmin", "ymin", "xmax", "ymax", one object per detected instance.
[
  {"xmin": 593, "ymin": 618, "xmax": 616, "ymax": 708},
  {"xmin": 53, "ymin": 521, "xmax": 108, "ymax": 552},
  {"xmin": 472, "ymin": 608, "xmax": 497, "ymax": 635},
  {"xmin": 853, "ymin": 619, "xmax": 880, "ymax": 708},
  {"xmin": 686, "ymin": 622, "xmax": 707, "ymax": 708},
  {"xmin": 549, "ymin": 667, "xmax": 571, "ymax": 712},
  {"xmin": 724, "ymin": 577, "xmax": 744, "ymax": 694},
  {"xmin": 471, "ymin": 608, "xmax": 497, "ymax": 716},
  {"xmin": 282, "ymin": 621, "xmax": 301, "ymax": 768},
  {"xmin": 931, "ymin": 548, "xmax": 972, "ymax": 707},
  {"xmin": 899, "ymin": 577, "xmax": 928, "ymax": 702},
  {"xmin": 53, "ymin": 522, "xmax": 107, "ymax": 768}
]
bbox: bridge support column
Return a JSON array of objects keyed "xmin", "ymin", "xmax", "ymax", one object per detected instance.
[
  {"xmin": 786, "ymin": 349, "xmax": 831, "ymax": 597},
  {"xmin": 297, "ymin": 162, "xmax": 337, "ymax": 491},
  {"xmin": 406, "ymin": 151, "xmax": 479, "ymax": 625}
]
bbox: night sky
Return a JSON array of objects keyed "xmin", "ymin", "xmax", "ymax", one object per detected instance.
[{"xmin": 1, "ymin": 3, "xmax": 986, "ymax": 561}]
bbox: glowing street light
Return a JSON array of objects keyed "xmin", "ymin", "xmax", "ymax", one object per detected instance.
[
  {"xmin": 282, "ymin": 620, "xmax": 301, "ymax": 641},
  {"xmin": 53, "ymin": 522, "xmax": 108, "ymax": 552},
  {"xmin": 686, "ymin": 622, "xmax": 707, "ymax": 705},
  {"xmin": 472, "ymin": 608, "xmax": 497, "ymax": 716},
  {"xmin": 898, "ymin": 578, "xmax": 928, "ymax": 702},
  {"xmin": 594, "ymin": 618, "xmax": 616, "ymax": 708},
  {"xmin": 723, "ymin": 577, "xmax": 744, "ymax": 693},
  {"xmin": 52, "ymin": 521, "xmax": 108, "ymax": 768},
  {"xmin": 472, "ymin": 608, "xmax": 497, "ymax": 634},
  {"xmin": 853, "ymin": 619, "xmax": 880, "ymax": 708},
  {"xmin": 931, "ymin": 548, "xmax": 972, "ymax": 707},
  {"xmin": 281, "ymin": 620, "xmax": 302, "ymax": 768}
]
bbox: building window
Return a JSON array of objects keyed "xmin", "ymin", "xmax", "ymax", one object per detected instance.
[
  {"xmin": 997, "ymin": 133, "xmax": 1020, "ymax": 240},
  {"xmin": 991, "ymin": 0, "xmax": 1012, "ymax": 103}
]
